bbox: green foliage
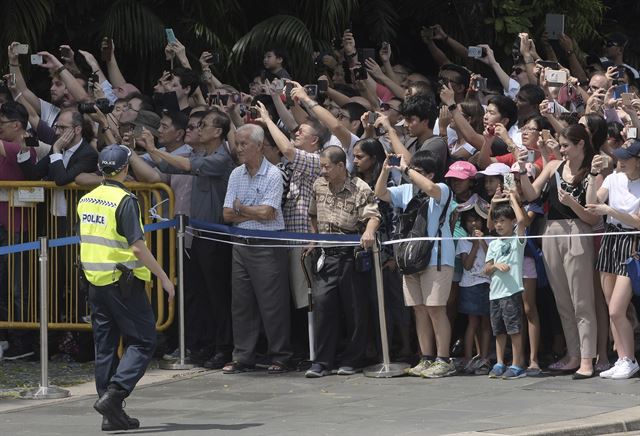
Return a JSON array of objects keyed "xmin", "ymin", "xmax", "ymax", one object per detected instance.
[
  {"xmin": 485, "ymin": 0, "xmax": 604, "ymax": 55},
  {"xmin": 0, "ymin": 0, "xmax": 54, "ymax": 51}
]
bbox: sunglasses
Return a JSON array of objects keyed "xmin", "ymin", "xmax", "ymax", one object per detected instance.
[
  {"xmin": 605, "ymin": 41, "xmax": 622, "ymax": 48},
  {"xmin": 380, "ymin": 103, "xmax": 400, "ymax": 113}
]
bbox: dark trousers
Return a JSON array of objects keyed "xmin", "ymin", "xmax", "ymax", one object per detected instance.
[
  {"xmin": 231, "ymin": 245, "xmax": 291, "ymax": 365},
  {"xmin": 88, "ymin": 281, "xmax": 156, "ymax": 397},
  {"xmin": 187, "ymin": 238, "xmax": 232, "ymax": 353},
  {"xmin": 313, "ymin": 251, "xmax": 369, "ymax": 369}
]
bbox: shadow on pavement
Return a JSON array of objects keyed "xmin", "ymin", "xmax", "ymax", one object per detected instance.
[{"xmin": 110, "ymin": 422, "xmax": 263, "ymax": 434}]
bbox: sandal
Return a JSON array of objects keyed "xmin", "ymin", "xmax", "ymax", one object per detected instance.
[
  {"xmin": 222, "ymin": 361, "xmax": 255, "ymax": 374},
  {"xmin": 267, "ymin": 361, "xmax": 289, "ymax": 374}
]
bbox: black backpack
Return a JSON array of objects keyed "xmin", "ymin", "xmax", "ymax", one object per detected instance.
[{"xmin": 395, "ymin": 189, "xmax": 452, "ymax": 275}]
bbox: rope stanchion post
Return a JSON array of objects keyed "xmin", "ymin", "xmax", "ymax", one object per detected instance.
[
  {"xmin": 160, "ymin": 214, "xmax": 195, "ymax": 370},
  {"xmin": 20, "ymin": 237, "xmax": 70, "ymax": 399},
  {"xmin": 300, "ymin": 253, "xmax": 315, "ymax": 362},
  {"xmin": 364, "ymin": 239, "xmax": 409, "ymax": 378}
]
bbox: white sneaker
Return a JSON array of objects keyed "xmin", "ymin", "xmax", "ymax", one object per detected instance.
[
  {"xmin": 610, "ymin": 357, "xmax": 640, "ymax": 380},
  {"xmin": 0, "ymin": 341, "xmax": 8, "ymax": 351},
  {"xmin": 599, "ymin": 359, "xmax": 621, "ymax": 379}
]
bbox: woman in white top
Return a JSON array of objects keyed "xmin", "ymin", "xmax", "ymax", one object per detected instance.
[{"xmin": 586, "ymin": 139, "xmax": 640, "ymax": 380}]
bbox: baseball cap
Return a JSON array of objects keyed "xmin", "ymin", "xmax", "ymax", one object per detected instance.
[
  {"xmin": 510, "ymin": 162, "xmax": 538, "ymax": 178},
  {"xmin": 445, "ymin": 160, "xmax": 477, "ymax": 180},
  {"xmin": 132, "ymin": 110, "xmax": 161, "ymax": 136},
  {"xmin": 476, "ymin": 162, "xmax": 511, "ymax": 177},
  {"xmin": 98, "ymin": 144, "xmax": 132, "ymax": 176},
  {"xmin": 613, "ymin": 140, "xmax": 640, "ymax": 160}
]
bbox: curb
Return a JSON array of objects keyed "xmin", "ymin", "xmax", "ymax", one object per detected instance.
[
  {"xmin": 0, "ymin": 365, "xmax": 209, "ymax": 414},
  {"xmin": 448, "ymin": 406, "xmax": 640, "ymax": 436}
]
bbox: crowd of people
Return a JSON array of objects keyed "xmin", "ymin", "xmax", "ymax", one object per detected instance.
[{"xmin": 0, "ymin": 23, "xmax": 639, "ymax": 383}]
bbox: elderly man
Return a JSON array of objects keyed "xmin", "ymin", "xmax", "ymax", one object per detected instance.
[
  {"xmin": 305, "ymin": 146, "xmax": 380, "ymax": 378},
  {"xmin": 222, "ymin": 123, "xmax": 292, "ymax": 374}
]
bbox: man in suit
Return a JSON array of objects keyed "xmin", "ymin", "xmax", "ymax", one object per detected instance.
[{"xmin": 19, "ymin": 109, "xmax": 98, "ymax": 185}]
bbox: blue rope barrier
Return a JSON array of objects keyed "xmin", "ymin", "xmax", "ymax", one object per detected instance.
[
  {"xmin": 188, "ymin": 219, "xmax": 361, "ymax": 243},
  {"xmin": 0, "ymin": 218, "xmax": 180, "ymax": 253}
]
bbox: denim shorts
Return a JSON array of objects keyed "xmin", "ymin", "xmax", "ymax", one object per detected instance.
[
  {"xmin": 490, "ymin": 292, "xmax": 523, "ymax": 335},
  {"xmin": 458, "ymin": 283, "xmax": 490, "ymax": 316}
]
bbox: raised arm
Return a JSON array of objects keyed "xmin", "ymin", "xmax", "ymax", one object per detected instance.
[
  {"xmin": 7, "ymin": 42, "xmax": 41, "ymax": 113},
  {"xmin": 255, "ymin": 101, "xmax": 296, "ymax": 161},
  {"xmin": 37, "ymin": 51, "xmax": 91, "ymax": 103},
  {"xmin": 104, "ymin": 38, "xmax": 126, "ymax": 87},
  {"xmin": 477, "ymin": 45, "xmax": 512, "ymax": 93},
  {"xmin": 374, "ymin": 158, "xmax": 393, "ymax": 203},
  {"xmin": 399, "ymin": 155, "xmax": 442, "ymax": 201}
]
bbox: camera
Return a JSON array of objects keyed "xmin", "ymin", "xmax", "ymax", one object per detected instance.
[
  {"xmin": 249, "ymin": 107, "xmax": 259, "ymax": 119},
  {"xmin": 368, "ymin": 111, "xmax": 378, "ymax": 124},
  {"xmin": 77, "ymin": 98, "xmax": 114, "ymax": 114},
  {"xmin": 207, "ymin": 93, "xmax": 219, "ymax": 106},
  {"xmin": 14, "ymin": 44, "xmax": 29, "ymax": 55},
  {"xmin": 304, "ymin": 84, "xmax": 318, "ymax": 98},
  {"xmin": 527, "ymin": 150, "xmax": 536, "ymax": 163},
  {"xmin": 472, "ymin": 77, "xmax": 487, "ymax": 91},
  {"xmin": 467, "ymin": 46, "xmax": 485, "ymax": 59},
  {"xmin": 207, "ymin": 52, "xmax": 220, "ymax": 65},
  {"xmin": 628, "ymin": 127, "xmax": 637, "ymax": 139},
  {"xmin": 30, "ymin": 54, "xmax": 43, "ymax": 65},
  {"xmin": 353, "ymin": 65, "xmax": 368, "ymax": 81},
  {"xmin": 388, "ymin": 155, "xmax": 401, "ymax": 167},
  {"xmin": 544, "ymin": 69, "xmax": 568, "ymax": 86},
  {"xmin": 284, "ymin": 82, "xmax": 294, "ymax": 106},
  {"xmin": 219, "ymin": 93, "xmax": 229, "ymax": 105},
  {"xmin": 358, "ymin": 48, "xmax": 376, "ymax": 61}
]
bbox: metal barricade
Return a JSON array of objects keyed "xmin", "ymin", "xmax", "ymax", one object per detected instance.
[{"xmin": 0, "ymin": 181, "xmax": 175, "ymax": 332}]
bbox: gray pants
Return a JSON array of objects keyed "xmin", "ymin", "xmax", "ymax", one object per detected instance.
[{"xmin": 231, "ymin": 245, "xmax": 292, "ymax": 365}]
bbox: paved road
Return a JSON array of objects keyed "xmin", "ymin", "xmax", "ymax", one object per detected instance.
[{"xmin": 2, "ymin": 368, "xmax": 640, "ymax": 435}]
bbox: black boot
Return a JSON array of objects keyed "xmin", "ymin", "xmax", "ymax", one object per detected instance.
[
  {"xmin": 94, "ymin": 385, "xmax": 130, "ymax": 430},
  {"xmin": 101, "ymin": 413, "xmax": 140, "ymax": 431}
]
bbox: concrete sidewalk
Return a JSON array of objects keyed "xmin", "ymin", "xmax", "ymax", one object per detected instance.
[{"xmin": 1, "ymin": 366, "xmax": 640, "ymax": 435}]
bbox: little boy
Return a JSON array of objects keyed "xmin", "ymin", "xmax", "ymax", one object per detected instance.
[{"xmin": 484, "ymin": 193, "xmax": 527, "ymax": 379}]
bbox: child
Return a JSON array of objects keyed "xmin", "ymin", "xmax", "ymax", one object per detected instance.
[
  {"xmin": 476, "ymin": 163, "xmax": 510, "ymax": 202},
  {"xmin": 456, "ymin": 208, "xmax": 492, "ymax": 375},
  {"xmin": 484, "ymin": 192, "xmax": 527, "ymax": 379}
]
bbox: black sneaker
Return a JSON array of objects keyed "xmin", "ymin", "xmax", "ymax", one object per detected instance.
[
  {"xmin": 203, "ymin": 352, "xmax": 231, "ymax": 370},
  {"xmin": 94, "ymin": 388, "xmax": 130, "ymax": 430}
]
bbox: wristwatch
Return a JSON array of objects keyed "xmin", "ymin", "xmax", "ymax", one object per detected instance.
[
  {"xmin": 447, "ymin": 103, "xmax": 457, "ymax": 112},
  {"xmin": 403, "ymin": 166, "xmax": 411, "ymax": 176},
  {"xmin": 519, "ymin": 169, "xmax": 528, "ymax": 176}
]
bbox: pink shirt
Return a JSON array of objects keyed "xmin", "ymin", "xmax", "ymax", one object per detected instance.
[{"xmin": 0, "ymin": 141, "xmax": 36, "ymax": 232}]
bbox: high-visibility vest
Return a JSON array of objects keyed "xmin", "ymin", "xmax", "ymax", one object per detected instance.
[{"xmin": 77, "ymin": 183, "xmax": 151, "ymax": 286}]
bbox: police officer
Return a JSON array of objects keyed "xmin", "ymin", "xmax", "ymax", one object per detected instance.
[{"xmin": 78, "ymin": 144, "xmax": 175, "ymax": 431}]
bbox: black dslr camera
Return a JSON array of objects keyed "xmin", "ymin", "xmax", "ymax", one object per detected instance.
[{"xmin": 77, "ymin": 98, "xmax": 114, "ymax": 114}]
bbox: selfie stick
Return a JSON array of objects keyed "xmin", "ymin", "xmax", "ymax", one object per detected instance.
[
  {"xmin": 364, "ymin": 240, "xmax": 409, "ymax": 377},
  {"xmin": 160, "ymin": 214, "xmax": 195, "ymax": 370}
]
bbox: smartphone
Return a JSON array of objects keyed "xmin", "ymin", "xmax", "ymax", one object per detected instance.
[
  {"xmin": 503, "ymin": 173, "xmax": 516, "ymax": 191},
  {"xmin": 368, "ymin": 111, "xmax": 378, "ymax": 124},
  {"xmin": 7, "ymin": 73, "xmax": 16, "ymax": 88},
  {"xmin": 249, "ymin": 107, "xmax": 258, "ymax": 119},
  {"xmin": 14, "ymin": 44, "xmax": 29, "ymax": 55},
  {"xmin": 473, "ymin": 77, "xmax": 487, "ymax": 91},
  {"xmin": 622, "ymin": 93, "xmax": 634, "ymax": 106},
  {"xmin": 101, "ymin": 37, "xmax": 113, "ymax": 62},
  {"xmin": 537, "ymin": 60, "xmax": 560, "ymax": 69},
  {"xmin": 219, "ymin": 94, "xmax": 229, "ymax": 105},
  {"xmin": 422, "ymin": 26, "xmax": 435, "ymax": 39},
  {"xmin": 332, "ymin": 37, "xmax": 343, "ymax": 51},
  {"xmin": 613, "ymin": 84, "xmax": 629, "ymax": 100},
  {"xmin": 232, "ymin": 93, "xmax": 241, "ymax": 104},
  {"xmin": 165, "ymin": 28, "xmax": 178, "ymax": 44},
  {"xmin": 132, "ymin": 125, "xmax": 143, "ymax": 139},
  {"xmin": 358, "ymin": 48, "xmax": 376, "ymax": 61},
  {"xmin": 467, "ymin": 46, "xmax": 485, "ymax": 59},
  {"xmin": 353, "ymin": 65, "xmax": 368, "ymax": 81},
  {"xmin": 30, "ymin": 54, "xmax": 43, "ymax": 65},
  {"xmin": 317, "ymin": 79, "xmax": 328, "ymax": 94},
  {"xmin": 273, "ymin": 78, "xmax": 285, "ymax": 91},
  {"xmin": 545, "ymin": 13, "xmax": 565, "ymax": 40},
  {"xmin": 59, "ymin": 46, "xmax": 72, "ymax": 59},
  {"xmin": 615, "ymin": 65, "xmax": 625, "ymax": 80},
  {"xmin": 544, "ymin": 69, "xmax": 567, "ymax": 86},
  {"xmin": 207, "ymin": 52, "xmax": 220, "ymax": 65},
  {"xmin": 547, "ymin": 102, "xmax": 556, "ymax": 113},
  {"xmin": 388, "ymin": 154, "xmax": 401, "ymax": 167},
  {"xmin": 342, "ymin": 61, "xmax": 353, "ymax": 84},
  {"xmin": 284, "ymin": 82, "xmax": 294, "ymax": 106},
  {"xmin": 304, "ymin": 84, "xmax": 318, "ymax": 98},
  {"xmin": 207, "ymin": 93, "xmax": 219, "ymax": 107},
  {"xmin": 527, "ymin": 150, "xmax": 536, "ymax": 163},
  {"xmin": 628, "ymin": 127, "xmax": 638, "ymax": 139},
  {"xmin": 541, "ymin": 129, "xmax": 552, "ymax": 142},
  {"xmin": 24, "ymin": 136, "xmax": 39, "ymax": 147}
]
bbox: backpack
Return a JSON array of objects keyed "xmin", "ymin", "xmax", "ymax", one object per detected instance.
[{"xmin": 395, "ymin": 189, "xmax": 452, "ymax": 275}]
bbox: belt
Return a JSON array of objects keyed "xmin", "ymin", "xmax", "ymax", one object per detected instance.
[
  {"xmin": 232, "ymin": 236, "xmax": 279, "ymax": 246},
  {"xmin": 323, "ymin": 246, "xmax": 354, "ymax": 256}
]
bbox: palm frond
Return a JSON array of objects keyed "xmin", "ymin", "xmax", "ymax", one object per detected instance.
[
  {"xmin": 101, "ymin": 0, "xmax": 165, "ymax": 59},
  {"xmin": 296, "ymin": 0, "xmax": 359, "ymax": 41},
  {"xmin": 359, "ymin": 0, "xmax": 399, "ymax": 44},
  {"xmin": 1, "ymin": 0, "xmax": 53, "ymax": 48},
  {"xmin": 229, "ymin": 15, "xmax": 315, "ymax": 84}
]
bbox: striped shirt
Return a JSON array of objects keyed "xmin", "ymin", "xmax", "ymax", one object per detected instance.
[{"xmin": 223, "ymin": 157, "xmax": 284, "ymax": 231}]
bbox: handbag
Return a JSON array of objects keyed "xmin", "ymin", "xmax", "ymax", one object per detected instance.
[
  {"xmin": 395, "ymin": 190, "xmax": 452, "ymax": 275},
  {"xmin": 626, "ymin": 252, "xmax": 640, "ymax": 296}
]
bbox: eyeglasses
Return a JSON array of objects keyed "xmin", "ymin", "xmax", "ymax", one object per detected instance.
[
  {"xmin": 197, "ymin": 121, "xmax": 218, "ymax": 130},
  {"xmin": 521, "ymin": 127, "xmax": 540, "ymax": 132},
  {"xmin": 186, "ymin": 124, "xmax": 199, "ymax": 131},
  {"xmin": 53, "ymin": 124, "xmax": 74, "ymax": 131},
  {"xmin": 604, "ymin": 41, "xmax": 621, "ymax": 48},
  {"xmin": 380, "ymin": 103, "xmax": 400, "ymax": 113},
  {"xmin": 336, "ymin": 112, "xmax": 349, "ymax": 120}
]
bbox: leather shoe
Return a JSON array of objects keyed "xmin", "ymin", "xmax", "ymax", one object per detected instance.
[
  {"xmin": 94, "ymin": 388, "xmax": 130, "ymax": 430},
  {"xmin": 203, "ymin": 352, "xmax": 231, "ymax": 370},
  {"xmin": 572, "ymin": 371, "xmax": 594, "ymax": 380},
  {"xmin": 102, "ymin": 414, "xmax": 140, "ymax": 431}
]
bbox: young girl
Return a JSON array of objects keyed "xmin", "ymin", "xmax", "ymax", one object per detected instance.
[{"xmin": 456, "ymin": 207, "xmax": 492, "ymax": 375}]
